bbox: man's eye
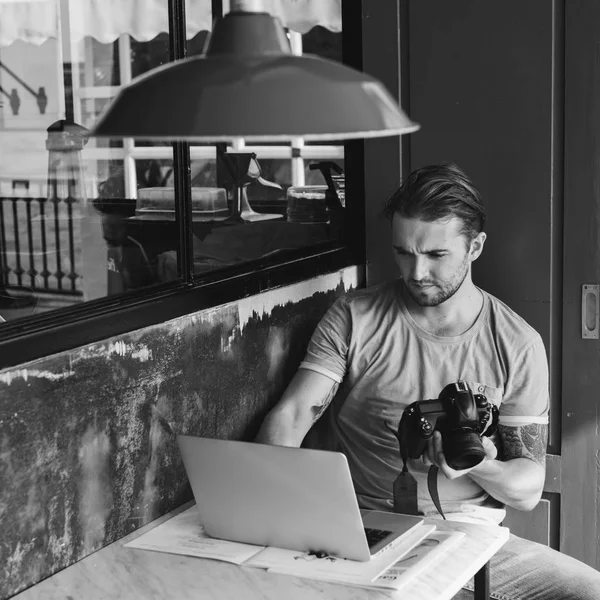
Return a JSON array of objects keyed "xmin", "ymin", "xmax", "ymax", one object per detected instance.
[{"xmin": 430, "ymin": 254, "xmax": 445, "ymax": 259}]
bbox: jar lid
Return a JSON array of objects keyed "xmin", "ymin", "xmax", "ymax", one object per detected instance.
[{"xmin": 287, "ymin": 185, "xmax": 327, "ymax": 199}]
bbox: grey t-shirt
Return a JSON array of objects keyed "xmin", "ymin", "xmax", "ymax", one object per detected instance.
[{"xmin": 300, "ymin": 280, "xmax": 549, "ymax": 524}]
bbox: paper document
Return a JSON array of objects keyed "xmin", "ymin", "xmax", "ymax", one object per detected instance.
[
  {"xmin": 368, "ymin": 530, "xmax": 466, "ymax": 591},
  {"xmin": 126, "ymin": 505, "xmax": 461, "ymax": 592},
  {"xmin": 125, "ymin": 506, "xmax": 265, "ymax": 564},
  {"xmin": 250, "ymin": 523, "xmax": 436, "ymax": 583},
  {"xmin": 260, "ymin": 528, "xmax": 463, "ymax": 590}
]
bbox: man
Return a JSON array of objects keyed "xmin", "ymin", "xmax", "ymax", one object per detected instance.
[{"xmin": 256, "ymin": 163, "xmax": 600, "ymax": 599}]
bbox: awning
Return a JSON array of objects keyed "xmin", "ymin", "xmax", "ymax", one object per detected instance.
[
  {"xmin": 0, "ymin": 0, "xmax": 56, "ymax": 47},
  {"xmin": 0, "ymin": 0, "xmax": 341, "ymax": 48}
]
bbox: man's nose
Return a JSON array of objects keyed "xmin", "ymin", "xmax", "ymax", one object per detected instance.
[{"xmin": 411, "ymin": 256, "xmax": 429, "ymax": 281}]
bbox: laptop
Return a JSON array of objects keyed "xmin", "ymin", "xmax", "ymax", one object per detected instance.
[{"xmin": 177, "ymin": 435, "xmax": 424, "ymax": 562}]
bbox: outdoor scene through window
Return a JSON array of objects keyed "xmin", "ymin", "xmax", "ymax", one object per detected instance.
[{"xmin": 0, "ymin": 0, "xmax": 344, "ymax": 324}]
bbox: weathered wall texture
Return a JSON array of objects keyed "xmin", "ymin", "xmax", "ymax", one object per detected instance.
[{"xmin": 0, "ymin": 266, "xmax": 361, "ymax": 599}]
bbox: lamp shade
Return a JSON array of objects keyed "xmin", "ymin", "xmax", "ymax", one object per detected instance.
[{"xmin": 93, "ymin": 9, "xmax": 419, "ymax": 142}]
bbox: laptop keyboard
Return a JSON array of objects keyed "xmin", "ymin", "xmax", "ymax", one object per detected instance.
[{"xmin": 364, "ymin": 527, "xmax": 393, "ymax": 548}]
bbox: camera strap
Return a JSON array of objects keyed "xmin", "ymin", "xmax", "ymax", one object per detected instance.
[
  {"xmin": 388, "ymin": 419, "xmax": 420, "ymax": 516},
  {"xmin": 427, "ymin": 465, "xmax": 446, "ymax": 520},
  {"xmin": 393, "ymin": 464, "xmax": 419, "ymax": 515}
]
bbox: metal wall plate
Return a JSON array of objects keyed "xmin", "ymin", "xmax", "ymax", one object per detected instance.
[{"xmin": 582, "ymin": 285, "xmax": 599, "ymax": 339}]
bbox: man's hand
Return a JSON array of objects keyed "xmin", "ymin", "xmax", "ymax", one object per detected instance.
[
  {"xmin": 423, "ymin": 431, "xmax": 498, "ymax": 480},
  {"xmin": 418, "ymin": 424, "xmax": 547, "ymax": 511}
]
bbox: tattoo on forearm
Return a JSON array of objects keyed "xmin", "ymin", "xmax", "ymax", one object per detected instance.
[
  {"xmin": 499, "ymin": 423, "xmax": 548, "ymax": 467},
  {"xmin": 310, "ymin": 383, "xmax": 340, "ymax": 423}
]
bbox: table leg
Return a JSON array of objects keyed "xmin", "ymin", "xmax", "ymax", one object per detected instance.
[{"xmin": 474, "ymin": 561, "xmax": 490, "ymax": 600}]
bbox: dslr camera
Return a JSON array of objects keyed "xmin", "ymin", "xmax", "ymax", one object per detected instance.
[{"xmin": 397, "ymin": 381, "xmax": 499, "ymax": 470}]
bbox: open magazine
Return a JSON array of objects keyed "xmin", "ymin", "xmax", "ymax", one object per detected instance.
[
  {"xmin": 364, "ymin": 529, "xmax": 465, "ymax": 591},
  {"xmin": 125, "ymin": 505, "xmax": 460, "ymax": 589}
]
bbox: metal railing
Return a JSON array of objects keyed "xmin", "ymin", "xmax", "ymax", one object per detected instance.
[{"xmin": 0, "ymin": 182, "xmax": 83, "ymax": 297}]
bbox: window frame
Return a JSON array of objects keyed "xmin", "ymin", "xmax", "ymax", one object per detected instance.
[{"xmin": 0, "ymin": 0, "xmax": 366, "ymax": 369}]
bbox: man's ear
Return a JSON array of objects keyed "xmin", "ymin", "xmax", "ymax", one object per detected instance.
[{"xmin": 468, "ymin": 232, "xmax": 487, "ymax": 262}]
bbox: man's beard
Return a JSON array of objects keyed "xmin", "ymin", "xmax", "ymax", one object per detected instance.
[{"xmin": 404, "ymin": 256, "xmax": 470, "ymax": 307}]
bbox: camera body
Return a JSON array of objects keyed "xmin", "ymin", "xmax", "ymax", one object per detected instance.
[{"xmin": 398, "ymin": 381, "xmax": 499, "ymax": 470}]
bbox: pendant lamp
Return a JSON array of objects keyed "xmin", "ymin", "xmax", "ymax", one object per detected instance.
[{"xmin": 93, "ymin": 0, "xmax": 419, "ymax": 142}]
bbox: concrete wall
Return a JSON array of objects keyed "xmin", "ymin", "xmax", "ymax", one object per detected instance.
[{"xmin": 0, "ymin": 266, "xmax": 362, "ymax": 598}]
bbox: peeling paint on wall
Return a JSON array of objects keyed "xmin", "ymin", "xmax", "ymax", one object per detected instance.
[
  {"xmin": 0, "ymin": 368, "xmax": 75, "ymax": 386},
  {"xmin": 237, "ymin": 267, "xmax": 360, "ymax": 333},
  {"xmin": 0, "ymin": 266, "xmax": 362, "ymax": 599},
  {"xmin": 107, "ymin": 341, "xmax": 153, "ymax": 362}
]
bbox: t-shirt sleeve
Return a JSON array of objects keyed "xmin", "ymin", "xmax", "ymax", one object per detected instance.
[
  {"xmin": 499, "ymin": 334, "xmax": 549, "ymax": 426},
  {"xmin": 299, "ymin": 296, "xmax": 351, "ymax": 384}
]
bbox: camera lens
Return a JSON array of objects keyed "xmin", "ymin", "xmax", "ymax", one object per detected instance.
[{"xmin": 442, "ymin": 431, "xmax": 486, "ymax": 470}]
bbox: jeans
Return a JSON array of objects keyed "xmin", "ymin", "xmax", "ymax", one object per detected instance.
[{"xmin": 452, "ymin": 534, "xmax": 600, "ymax": 600}]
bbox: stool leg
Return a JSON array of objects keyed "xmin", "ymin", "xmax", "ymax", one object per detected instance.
[{"xmin": 474, "ymin": 562, "xmax": 490, "ymax": 600}]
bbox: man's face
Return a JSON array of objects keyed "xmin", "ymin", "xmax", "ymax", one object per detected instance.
[{"xmin": 392, "ymin": 214, "xmax": 476, "ymax": 307}]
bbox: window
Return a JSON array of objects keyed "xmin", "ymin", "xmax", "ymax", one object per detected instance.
[
  {"xmin": 0, "ymin": 0, "xmax": 364, "ymax": 367},
  {"xmin": 0, "ymin": 1, "xmax": 178, "ymax": 319}
]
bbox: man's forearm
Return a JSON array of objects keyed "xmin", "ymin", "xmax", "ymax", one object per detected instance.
[
  {"xmin": 255, "ymin": 406, "xmax": 306, "ymax": 447},
  {"xmin": 255, "ymin": 371, "xmax": 340, "ymax": 447},
  {"xmin": 468, "ymin": 457, "xmax": 545, "ymax": 511}
]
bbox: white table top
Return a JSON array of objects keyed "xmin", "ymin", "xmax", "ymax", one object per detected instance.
[{"xmin": 13, "ymin": 504, "xmax": 508, "ymax": 600}]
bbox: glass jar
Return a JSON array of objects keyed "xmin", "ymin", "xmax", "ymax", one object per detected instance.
[{"xmin": 286, "ymin": 185, "xmax": 328, "ymax": 223}]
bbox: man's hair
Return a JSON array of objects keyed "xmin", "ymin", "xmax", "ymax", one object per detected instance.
[{"xmin": 385, "ymin": 163, "xmax": 486, "ymax": 242}]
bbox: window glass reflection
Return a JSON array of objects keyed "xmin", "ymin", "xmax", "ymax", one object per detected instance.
[
  {"xmin": 0, "ymin": 1, "xmax": 346, "ymax": 323},
  {"xmin": 185, "ymin": 3, "xmax": 345, "ymax": 277},
  {"xmin": 0, "ymin": 3, "xmax": 186, "ymax": 323}
]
